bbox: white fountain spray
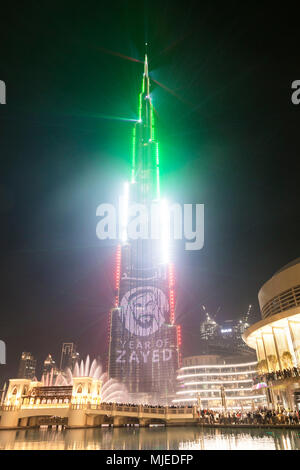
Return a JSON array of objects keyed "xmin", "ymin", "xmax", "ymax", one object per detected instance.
[{"xmin": 41, "ymin": 356, "xmax": 128, "ymax": 403}]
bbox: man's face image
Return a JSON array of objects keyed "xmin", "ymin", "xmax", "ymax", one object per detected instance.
[
  {"xmin": 131, "ymin": 291, "xmax": 159, "ymax": 328},
  {"xmin": 120, "ymin": 286, "xmax": 168, "ymax": 336}
]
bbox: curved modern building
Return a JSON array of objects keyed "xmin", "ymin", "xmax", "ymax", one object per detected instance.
[
  {"xmin": 243, "ymin": 258, "xmax": 300, "ymax": 409},
  {"xmin": 173, "ymin": 355, "xmax": 267, "ymax": 410}
]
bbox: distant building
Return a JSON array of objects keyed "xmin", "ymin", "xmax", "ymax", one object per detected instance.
[
  {"xmin": 173, "ymin": 355, "xmax": 267, "ymax": 409},
  {"xmin": 17, "ymin": 352, "xmax": 36, "ymax": 380},
  {"xmin": 42, "ymin": 354, "xmax": 58, "ymax": 378},
  {"xmin": 0, "ymin": 382, "xmax": 7, "ymax": 404},
  {"xmin": 199, "ymin": 306, "xmax": 254, "ymax": 357},
  {"xmin": 200, "ymin": 312, "xmax": 218, "ymax": 342},
  {"xmin": 59, "ymin": 343, "xmax": 79, "ymax": 372}
]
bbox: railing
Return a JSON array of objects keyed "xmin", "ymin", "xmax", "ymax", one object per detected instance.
[
  {"xmin": 115, "ymin": 406, "xmax": 138, "ymax": 412},
  {"xmin": 85, "ymin": 403, "xmax": 194, "ymax": 415},
  {"xmin": 21, "ymin": 403, "xmax": 69, "ymax": 410},
  {"xmin": 255, "ymin": 366, "xmax": 300, "ymax": 385},
  {"xmin": 143, "ymin": 408, "xmax": 164, "ymax": 414},
  {"xmin": 1, "ymin": 402, "xmax": 195, "ymax": 417},
  {"xmin": 1, "ymin": 405, "xmax": 20, "ymax": 411},
  {"xmin": 261, "ymin": 284, "xmax": 300, "ymax": 318}
]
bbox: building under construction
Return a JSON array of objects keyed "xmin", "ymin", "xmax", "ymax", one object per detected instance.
[{"xmin": 199, "ymin": 305, "xmax": 255, "ymax": 357}]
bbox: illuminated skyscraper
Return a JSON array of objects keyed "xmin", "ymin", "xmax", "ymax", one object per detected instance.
[
  {"xmin": 108, "ymin": 53, "xmax": 181, "ymax": 404},
  {"xmin": 0, "ymin": 382, "xmax": 6, "ymax": 405},
  {"xmin": 42, "ymin": 354, "xmax": 59, "ymax": 379},
  {"xmin": 17, "ymin": 352, "xmax": 36, "ymax": 380},
  {"xmin": 199, "ymin": 305, "xmax": 255, "ymax": 357},
  {"xmin": 59, "ymin": 343, "xmax": 79, "ymax": 372}
]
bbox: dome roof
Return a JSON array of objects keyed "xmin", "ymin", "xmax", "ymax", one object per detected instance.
[{"xmin": 275, "ymin": 258, "xmax": 300, "ymax": 275}]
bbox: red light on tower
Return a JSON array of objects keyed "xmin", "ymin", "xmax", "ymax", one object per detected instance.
[
  {"xmin": 176, "ymin": 324, "xmax": 182, "ymax": 366},
  {"xmin": 115, "ymin": 244, "xmax": 122, "ymax": 307},
  {"xmin": 168, "ymin": 263, "xmax": 175, "ymax": 324},
  {"xmin": 176, "ymin": 324, "xmax": 182, "ymax": 346}
]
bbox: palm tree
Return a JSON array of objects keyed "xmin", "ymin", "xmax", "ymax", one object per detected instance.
[
  {"xmin": 295, "ymin": 346, "xmax": 300, "ymax": 364},
  {"xmin": 256, "ymin": 359, "xmax": 268, "ymax": 375},
  {"xmin": 281, "ymin": 351, "xmax": 293, "ymax": 369},
  {"xmin": 267, "ymin": 354, "xmax": 278, "ymax": 372}
]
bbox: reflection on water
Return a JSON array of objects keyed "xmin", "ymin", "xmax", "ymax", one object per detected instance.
[{"xmin": 0, "ymin": 426, "xmax": 299, "ymax": 450}]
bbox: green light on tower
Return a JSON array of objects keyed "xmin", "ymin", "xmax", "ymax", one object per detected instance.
[{"xmin": 131, "ymin": 53, "xmax": 161, "ymax": 201}]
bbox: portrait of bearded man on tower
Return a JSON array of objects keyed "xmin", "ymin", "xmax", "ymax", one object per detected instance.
[{"xmin": 120, "ymin": 286, "xmax": 169, "ymax": 337}]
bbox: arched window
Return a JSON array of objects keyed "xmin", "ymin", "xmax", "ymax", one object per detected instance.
[
  {"xmin": 12, "ymin": 386, "xmax": 18, "ymax": 395},
  {"xmin": 77, "ymin": 385, "xmax": 83, "ymax": 394}
]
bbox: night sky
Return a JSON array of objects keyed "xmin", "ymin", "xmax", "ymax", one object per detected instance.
[{"xmin": 0, "ymin": 1, "xmax": 299, "ymax": 383}]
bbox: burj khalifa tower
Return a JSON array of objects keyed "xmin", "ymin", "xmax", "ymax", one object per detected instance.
[{"xmin": 107, "ymin": 52, "xmax": 181, "ymax": 404}]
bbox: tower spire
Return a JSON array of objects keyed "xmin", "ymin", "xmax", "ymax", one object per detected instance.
[
  {"xmin": 144, "ymin": 43, "xmax": 148, "ymax": 77},
  {"xmin": 131, "ymin": 47, "xmax": 160, "ymax": 200},
  {"xmin": 144, "ymin": 53, "xmax": 148, "ymax": 77}
]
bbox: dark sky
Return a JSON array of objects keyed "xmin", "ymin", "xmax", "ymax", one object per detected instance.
[{"xmin": 0, "ymin": 1, "xmax": 299, "ymax": 383}]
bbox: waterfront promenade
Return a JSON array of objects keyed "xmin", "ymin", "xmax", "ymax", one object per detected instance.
[
  {"xmin": 0, "ymin": 402, "xmax": 195, "ymax": 428},
  {"xmin": 1, "ymin": 402, "xmax": 300, "ymax": 430}
]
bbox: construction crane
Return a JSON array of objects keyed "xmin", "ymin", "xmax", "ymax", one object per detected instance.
[
  {"xmin": 242, "ymin": 304, "xmax": 252, "ymax": 325},
  {"xmin": 201, "ymin": 304, "xmax": 220, "ymax": 323}
]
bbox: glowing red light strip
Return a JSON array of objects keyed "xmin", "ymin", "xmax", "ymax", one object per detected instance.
[
  {"xmin": 115, "ymin": 244, "xmax": 122, "ymax": 307},
  {"xmin": 168, "ymin": 263, "xmax": 175, "ymax": 324},
  {"xmin": 177, "ymin": 325, "xmax": 182, "ymax": 346},
  {"xmin": 106, "ymin": 311, "xmax": 112, "ymax": 372},
  {"xmin": 177, "ymin": 325, "xmax": 182, "ymax": 367},
  {"xmin": 168, "ymin": 263, "xmax": 182, "ymax": 366}
]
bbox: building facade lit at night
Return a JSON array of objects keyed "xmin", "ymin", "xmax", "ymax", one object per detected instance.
[
  {"xmin": 107, "ymin": 54, "xmax": 181, "ymax": 404},
  {"xmin": 199, "ymin": 305, "xmax": 254, "ymax": 357},
  {"xmin": 42, "ymin": 354, "xmax": 58, "ymax": 379},
  {"xmin": 17, "ymin": 352, "xmax": 37, "ymax": 380},
  {"xmin": 173, "ymin": 355, "xmax": 267, "ymax": 410},
  {"xmin": 60, "ymin": 343, "xmax": 80, "ymax": 372},
  {"xmin": 243, "ymin": 259, "xmax": 300, "ymax": 410}
]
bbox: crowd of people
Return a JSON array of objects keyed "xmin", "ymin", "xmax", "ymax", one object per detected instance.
[
  {"xmin": 196, "ymin": 407, "xmax": 300, "ymax": 425},
  {"xmin": 101, "ymin": 402, "xmax": 300, "ymax": 426},
  {"xmin": 255, "ymin": 366, "xmax": 300, "ymax": 385},
  {"xmin": 101, "ymin": 402, "xmax": 193, "ymax": 409}
]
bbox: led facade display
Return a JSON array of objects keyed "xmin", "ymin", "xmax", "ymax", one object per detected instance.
[
  {"xmin": 107, "ymin": 54, "xmax": 180, "ymax": 403},
  {"xmin": 109, "ymin": 255, "xmax": 179, "ymax": 399}
]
